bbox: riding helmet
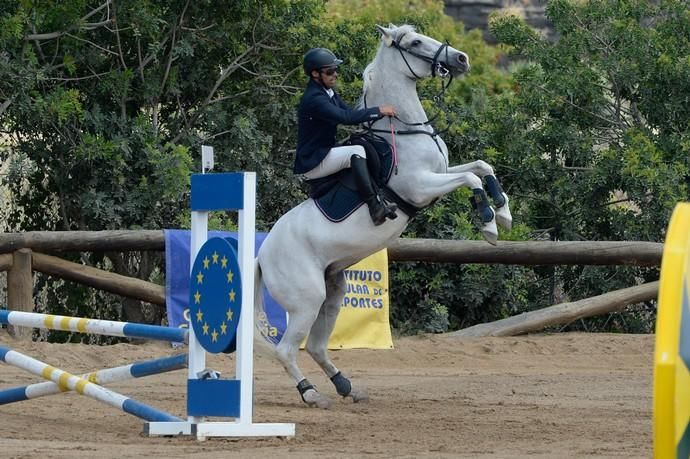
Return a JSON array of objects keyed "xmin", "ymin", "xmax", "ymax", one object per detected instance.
[{"xmin": 303, "ymin": 48, "xmax": 343, "ymax": 75}]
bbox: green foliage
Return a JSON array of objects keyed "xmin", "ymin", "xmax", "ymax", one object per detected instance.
[
  {"xmin": 2, "ymin": 0, "xmax": 679, "ymax": 336},
  {"xmin": 461, "ymin": 0, "xmax": 690, "ymax": 326},
  {"xmin": 1, "ymin": 0, "xmax": 523, "ymax": 334},
  {"xmin": 0, "ymin": 0, "xmax": 325, "ymax": 323},
  {"xmin": 487, "ymin": 0, "xmax": 689, "ymax": 245},
  {"xmin": 1, "ymin": 0, "xmax": 329, "ymax": 233},
  {"xmin": 327, "ymin": 0, "xmax": 687, "ymax": 334}
]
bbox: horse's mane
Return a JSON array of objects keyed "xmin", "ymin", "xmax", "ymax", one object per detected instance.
[{"xmin": 357, "ymin": 24, "xmax": 416, "ymax": 109}]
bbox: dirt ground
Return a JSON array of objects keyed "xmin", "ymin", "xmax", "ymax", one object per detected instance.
[{"xmin": 0, "ymin": 331, "xmax": 653, "ymax": 458}]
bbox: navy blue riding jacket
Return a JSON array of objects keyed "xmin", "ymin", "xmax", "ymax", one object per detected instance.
[{"xmin": 294, "ymin": 79, "xmax": 383, "ymax": 174}]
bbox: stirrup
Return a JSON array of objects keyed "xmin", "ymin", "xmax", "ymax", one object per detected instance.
[
  {"xmin": 384, "ymin": 202, "xmax": 398, "ymax": 220},
  {"xmin": 369, "ymin": 208, "xmax": 387, "ymax": 226},
  {"xmin": 377, "ymin": 193, "xmax": 398, "ymax": 220},
  {"xmin": 367, "ymin": 197, "xmax": 396, "ymax": 226}
]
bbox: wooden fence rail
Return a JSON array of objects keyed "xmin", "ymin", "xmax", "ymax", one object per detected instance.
[
  {"xmin": 387, "ymin": 239, "xmax": 662, "ymax": 266},
  {"xmin": 0, "ymin": 231, "xmax": 165, "ymax": 253},
  {"xmin": 450, "ymin": 281, "xmax": 659, "ymax": 338},
  {"xmin": 0, "ymin": 231, "xmax": 664, "ymax": 266},
  {"xmin": 31, "ymin": 252, "xmax": 165, "ymax": 306},
  {"xmin": 0, "ymin": 231, "xmax": 664, "ymax": 339}
]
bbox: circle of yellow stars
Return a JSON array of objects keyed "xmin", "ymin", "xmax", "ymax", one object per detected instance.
[{"xmin": 193, "ymin": 250, "xmax": 237, "ymax": 344}]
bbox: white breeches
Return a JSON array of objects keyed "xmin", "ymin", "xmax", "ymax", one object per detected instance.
[{"xmin": 303, "ymin": 145, "xmax": 366, "ymax": 180}]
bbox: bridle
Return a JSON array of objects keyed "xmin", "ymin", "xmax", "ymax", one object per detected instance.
[
  {"xmin": 363, "ymin": 35, "xmax": 460, "ymax": 168},
  {"xmin": 357, "ymin": 33, "xmax": 467, "ymax": 216},
  {"xmin": 391, "ymin": 33, "xmax": 454, "ymax": 84},
  {"xmin": 383, "ymin": 33, "xmax": 460, "ymax": 130}
]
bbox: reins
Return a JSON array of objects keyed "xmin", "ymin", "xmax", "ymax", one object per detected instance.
[
  {"xmin": 389, "ymin": 118, "xmax": 398, "ymax": 174},
  {"xmin": 362, "ymin": 82, "xmax": 451, "ymax": 173}
]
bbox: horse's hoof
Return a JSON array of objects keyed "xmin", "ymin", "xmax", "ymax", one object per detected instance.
[
  {"xmin": 349, "ymin": 388, "xmax": 369, "ymax": 403},
  {"xmin": 302, "ymin": 389, "xmax": 333, "ymax": 409},
  {"xmin": 495, "ymin": 193, "xmax": 512, "ymax": 230},
  {"xmin": 482, "ymin": 219, "xmax": 498, "ymax": 246}
]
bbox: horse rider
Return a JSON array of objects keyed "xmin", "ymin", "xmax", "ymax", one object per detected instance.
[{"xmin": 295, "ymin": 47, "xmax": 398, "ymax": 226}]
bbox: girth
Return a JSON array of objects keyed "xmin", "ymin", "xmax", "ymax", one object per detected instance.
[{"xmin": 380, "ymin": 185, "xmax": 429, "ymax": 219}]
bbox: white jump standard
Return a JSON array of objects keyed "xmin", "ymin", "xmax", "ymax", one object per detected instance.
[
  {"xmin": 145, "ymin": 170, "xmax": 295, "ymax": 438},
  {"xmin": 0, "ymin": 171, "xmax": 294, "ymax": 439}
]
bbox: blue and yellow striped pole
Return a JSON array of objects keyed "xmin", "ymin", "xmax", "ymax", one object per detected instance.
[
  {"xmin": 0, "ymin": 345, "xmax": 181, "ymax": 422},
  {"xmin": 0, "ymin": 310, "xmax": 187, "ymax": 343},
  {"xmin": 0, "ymin": 353, "xmax": 187, "ymax": 405},
  {"xmin": 654, "ymin": 203, "xmax": 690, "ymax": 458}
]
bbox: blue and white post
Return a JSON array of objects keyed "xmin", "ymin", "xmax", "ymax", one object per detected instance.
[{"xmin": 145, "ymin": 147, "xmax": 295, "ymax": 439}]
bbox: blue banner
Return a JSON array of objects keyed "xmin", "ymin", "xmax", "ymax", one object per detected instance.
[{"xmin": 164, "ymin": 229, "xmax": 287, "ymax": 343}]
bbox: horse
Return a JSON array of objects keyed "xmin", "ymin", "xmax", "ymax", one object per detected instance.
[{"xmin": 254, "ymin": 24, "xmax": 512, "ymax": 409}]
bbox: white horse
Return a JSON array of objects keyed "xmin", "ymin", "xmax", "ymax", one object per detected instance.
[{"xmin": 255, "ymin": 24, "xmax": 512, "ymax": 408}]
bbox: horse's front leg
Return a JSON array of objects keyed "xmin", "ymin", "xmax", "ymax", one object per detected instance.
[
  {"xmin": 447, "ymin": 160, "xmax": 512, "ymax": 230},
  {"xmin": 305, "ymin": 271, "xmax": 369, "ymax": 404},
  {"xmin": 408, "ymin": 171, "xmax": 498, "ymax": 245}
]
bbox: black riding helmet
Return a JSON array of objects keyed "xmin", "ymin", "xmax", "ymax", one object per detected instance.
[{"xmin": 303, "ymin": 48, "xmax": 343, "ymax": 76}]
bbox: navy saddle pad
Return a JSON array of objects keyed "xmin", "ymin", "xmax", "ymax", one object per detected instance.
[{"xmin": 308, "ymin": 132, "xmax": 394, "ymax": 223}]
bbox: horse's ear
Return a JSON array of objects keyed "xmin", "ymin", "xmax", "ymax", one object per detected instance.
[{"xmin": 375, "ymin": 24, "xmax": 395, "ymax": 47}]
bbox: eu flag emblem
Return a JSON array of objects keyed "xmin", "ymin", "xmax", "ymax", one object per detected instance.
[{"xmin": 189, "ymin": 237, "xmax": 242, "ymax": 353}]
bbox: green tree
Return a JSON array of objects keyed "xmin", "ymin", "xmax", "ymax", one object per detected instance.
[
  {"xmin": 6, "ymin": 0, "xmax": 673, "ymax": 336},
  {"xmin": 472, "ymin": 0, "xmax": 690, "ymax": 325},
  {"xmin": 0, "ymin": 0, "xmax": 323, "ymax": 325}
]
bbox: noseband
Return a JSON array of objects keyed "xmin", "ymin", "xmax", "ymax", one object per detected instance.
[{"xmin": 391, "ymin": 34, "xmax": 453, "ymax": 80}]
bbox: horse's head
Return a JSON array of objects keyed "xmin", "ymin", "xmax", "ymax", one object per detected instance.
[{"xmin": 375, "ymin": 24, "xmax": 470, "ymax": 79}]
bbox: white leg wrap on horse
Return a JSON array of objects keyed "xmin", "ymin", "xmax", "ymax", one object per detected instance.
[
  {"xmin": 484, "ymin": 176, "xmax": 512, "ymax": 230},
  {"xmin": 494, "ymin": 192, "xmax": 512, "ymax": 230}
]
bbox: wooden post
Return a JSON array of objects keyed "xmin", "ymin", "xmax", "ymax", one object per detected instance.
[
  {"xmin": 7, "ymin": 248, "xmax": 34, "ymax": 338},
  {"xmin": 449, "ymin": 281, "xmax": 659, "ymax": 338},
  {"xmin": 0, "ymin": 253, "xmax": 12, "ymax": 271}
]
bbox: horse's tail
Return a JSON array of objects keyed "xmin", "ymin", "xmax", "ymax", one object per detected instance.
[{"xmin": 253, "ymin": 258, "xmax": 280, "ymax": 356}]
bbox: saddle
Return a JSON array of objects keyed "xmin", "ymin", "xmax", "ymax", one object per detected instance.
[{"xmin": 306, "ymin": 132, "xmax": 395, "ymax": 222}]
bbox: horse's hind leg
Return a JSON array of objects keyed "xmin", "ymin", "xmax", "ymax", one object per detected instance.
[
  {"xmin": 272, "ymin": 285, "xmax": 334, "ymax": 409},
  {"xmin": 306, "ymin": 270, "xmax": 369, "ymax": 403}
]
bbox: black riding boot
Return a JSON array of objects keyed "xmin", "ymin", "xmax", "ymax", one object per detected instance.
[
  {"xmin": 351, "ymin": 155, "xmax": 397, "ymax": 226},
  {"xmin": 365, "ymin": 146, "xmax": 382, "ymax": 182}
]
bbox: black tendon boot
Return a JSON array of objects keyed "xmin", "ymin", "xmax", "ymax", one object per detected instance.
[{"xmin": 350, "ymin": 155, "xmax": 397, "ymax": 225}]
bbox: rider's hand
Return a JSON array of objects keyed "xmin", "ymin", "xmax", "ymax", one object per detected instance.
[{"xmin": 379, "ymin": 105, "xmax": 396, "ymax": 117}]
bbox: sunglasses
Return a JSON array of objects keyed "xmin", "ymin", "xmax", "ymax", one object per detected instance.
[{"xmin": 320, "ymin": 67, "xmax": 338, "ymax": 76}]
